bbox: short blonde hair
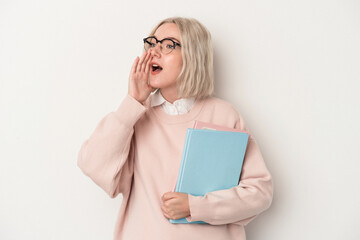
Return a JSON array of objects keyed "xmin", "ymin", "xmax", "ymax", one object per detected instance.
[{"xmin": 148, "ymin": 17, "xmax": 214, "ymax": 100}]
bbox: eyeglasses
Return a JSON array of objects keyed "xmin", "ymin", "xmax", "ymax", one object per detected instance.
[{"xmin": 143, "ymin": 36, "xmax": 182, "ymax": 54}]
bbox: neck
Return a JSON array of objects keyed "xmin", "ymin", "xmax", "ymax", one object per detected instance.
[{"xmin": 159, "ymin": 88, "xmax": 179, "ymax": 104}]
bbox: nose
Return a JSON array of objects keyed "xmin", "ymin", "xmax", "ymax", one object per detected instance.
[{"xmin": 151, "ymin": 43, "xmax": 162, "ymax": 57}]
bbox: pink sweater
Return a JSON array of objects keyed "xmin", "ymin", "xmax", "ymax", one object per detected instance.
[{"xmin": 77, "ymin": 94, "xmax": 273, "ymax": 240}]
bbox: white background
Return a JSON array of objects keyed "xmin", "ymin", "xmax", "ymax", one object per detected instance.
[{"xmin": 1, "ymin": 0, "xmax": 359, "ymax": 239}]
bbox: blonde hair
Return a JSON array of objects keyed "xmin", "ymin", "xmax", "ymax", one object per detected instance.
[{"xmin": 148, "ymin": 17, "xmax": 214, "ymax": 100}]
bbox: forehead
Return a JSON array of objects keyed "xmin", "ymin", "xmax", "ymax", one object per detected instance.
[{"xmin": 154, "ymin": 23, "xmax": 180, "ymax": 42}]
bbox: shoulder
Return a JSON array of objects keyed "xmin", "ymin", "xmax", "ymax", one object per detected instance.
[
  {"xmin": 201, "ymin": 96, "xmax": 240, "ymax": 116},
  {"xmin": 198, "ymin": 95, "xmax": 248, "ymax": 130}
]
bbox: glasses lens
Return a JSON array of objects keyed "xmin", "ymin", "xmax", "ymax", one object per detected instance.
[
  {"xmin": 160, "ymin": 39, "xmax": 175, "ymax": 54},
  {"xmin": 144, "ymin": 37, "xmax": 157, "ymax": 50}
]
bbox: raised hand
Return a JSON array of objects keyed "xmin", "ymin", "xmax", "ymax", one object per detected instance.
[{"xmin": 128, "ymin": 49, "xmax": 155, "ymax": 104}]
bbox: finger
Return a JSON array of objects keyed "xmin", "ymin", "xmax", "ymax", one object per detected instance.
[
  {"xmin": 130, "ymin": 56, "xmax": 140, "ymax": 76},
  {"xmin": 160, "ymin": 203, "xmax": 168, "ymax": 213},
  {"xmin": 161, "ymin": 204, "xmax": 171, "ymax": 218},
  {"xmin": 144, "ymin": 51, "xmax": 153, "ymax": 73},
  {"xmin": 163, "ymin": 211, "xmax": 171, "ymax": 219},
  {"xmin": 135, "ymin": 51, "xmax": 146, "ymax": 73},
  {"xmin": 136, "ymin": 51, "xmax": 148, "ymax": 73},
  {"xmin": 140, "ymin": 50, "xmax": 150, "ymax": 72},
  {"xmin": 141, "ymin": 50, "xmax": 152, "ymax": 72},
  {"xmin": 162, "ymin": 192, "xmax": 176, "ymax": 202}
]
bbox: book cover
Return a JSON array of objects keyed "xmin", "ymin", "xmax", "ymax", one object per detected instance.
[{"xmin": 170, "ymin": 124, "xmax": 249, "ymax": 224}]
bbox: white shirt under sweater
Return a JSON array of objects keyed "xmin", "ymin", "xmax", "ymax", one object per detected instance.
[{"xmin": 150, "ymin": 89, "xmax": 195, "ymax": 115}]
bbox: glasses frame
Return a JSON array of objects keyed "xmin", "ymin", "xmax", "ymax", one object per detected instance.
[{"xmin": 143, "ymin": 36, "xmax": 182, "ymax": 54}]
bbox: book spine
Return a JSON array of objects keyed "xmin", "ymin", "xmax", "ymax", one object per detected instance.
[{"xmin": 178, "ymin": 128, "xmax": 192, "ymax": 192}]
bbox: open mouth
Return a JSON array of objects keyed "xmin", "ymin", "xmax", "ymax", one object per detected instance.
[{"xmin": 152, "ymin": 64, "xmax": 163, "ymax": 72}]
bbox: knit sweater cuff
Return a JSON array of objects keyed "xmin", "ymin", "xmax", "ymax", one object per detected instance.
[
  {"xmin": 114, "ymin": 94, "xmax": 147, "ymax": 127},
  {"xmin": 185, "ymin": 194, "xmax": 212, "ymax": 223}
]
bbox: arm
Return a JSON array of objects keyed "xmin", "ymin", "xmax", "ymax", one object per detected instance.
[
  {"xmin": 77, "ymin": 94, "xmax": 147, "ymax": 198},
  {"xmin": 185, "ymin": 114, "xmax": 273, "ymax": 226}
]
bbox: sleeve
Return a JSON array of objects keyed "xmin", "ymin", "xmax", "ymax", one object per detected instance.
[
  {"xmin": 185, "ymin": 113, "xmax": 273, "ymax": 226},
  {"xmin": 77, "ymin": 94, "xmax": 147, "ymax": 198}
]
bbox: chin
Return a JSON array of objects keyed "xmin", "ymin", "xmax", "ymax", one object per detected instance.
[
  {"xmin": 149, "ymin": 77, "xmax": 165, "ymax": 89},
  {"xmin": 149, "ymin": 80, "xmax": 161, "ymax": 89},
  {"xmin": 149, "ymin": 75, "xmax": 177, "ymax": 91}
]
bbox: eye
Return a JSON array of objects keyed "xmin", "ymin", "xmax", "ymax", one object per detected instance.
[{"xmin": 166, "ymin": 44, "xmax": 175, "ymax": 49}]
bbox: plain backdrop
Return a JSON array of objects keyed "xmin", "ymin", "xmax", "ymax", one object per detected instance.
[{"xmin": 1, "ymin": 0, "xmax": 359, "ymax": 239}]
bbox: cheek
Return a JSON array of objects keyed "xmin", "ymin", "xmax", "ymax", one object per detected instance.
[
  {"xmin": 175, "ymin": 56, "xmax": 183, "ymax": 71},
  {"xmin": 168, "ymin": 53, "xmax": 182, "ymax": 67},
  {"xmin": 163, "ymin": 55, "xmax": 182, "ymax": 77}
]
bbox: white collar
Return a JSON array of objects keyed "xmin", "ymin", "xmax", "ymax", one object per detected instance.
[{"xmin": 150, "ymin": 89, "xmax": 195, "ymax": 115}]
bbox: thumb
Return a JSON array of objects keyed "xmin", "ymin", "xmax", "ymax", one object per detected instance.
[{"xmin": 161, "ymin": 192, "xmax": 176, "ymax": 202}]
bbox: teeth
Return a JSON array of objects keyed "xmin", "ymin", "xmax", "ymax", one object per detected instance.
[{"xmin": 152, "ymin": 64, "xmax": 159, "ymax": 67}]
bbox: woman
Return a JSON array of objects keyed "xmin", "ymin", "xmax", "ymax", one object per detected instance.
[{"xmin": 77, "ymin": 17, "xmax": 273, "ymax": 240}]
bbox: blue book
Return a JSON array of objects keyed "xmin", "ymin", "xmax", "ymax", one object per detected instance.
[{"xmin": 170, "ymin": 128, "xmax": 249, "ymax": 224}]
